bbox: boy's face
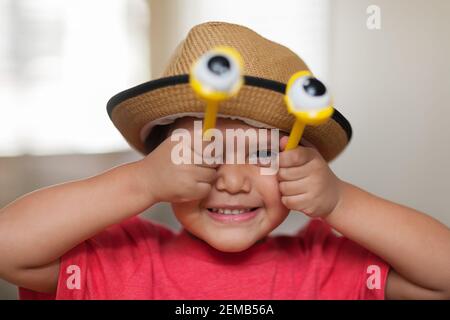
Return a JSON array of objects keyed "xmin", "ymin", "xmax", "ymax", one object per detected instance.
[{"xmin": 170, "ymin": 117, "xmax": 290, "ymax": 252}]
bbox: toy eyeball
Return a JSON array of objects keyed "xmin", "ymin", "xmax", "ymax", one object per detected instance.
[
  {"xmin": 190, "ymin": 46, "xmax": 244, "ymax": 101},
  {"xmin": 284, "ymin": 70, "xmax": 333, "ymax": 125}
]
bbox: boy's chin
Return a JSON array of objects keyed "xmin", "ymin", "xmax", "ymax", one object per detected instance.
[
  {"xmin": 209, "ymin": 241, "xmax": 254, "ymax": 253},
  {"xmin": 204, "ymin": 232, "xmax": 261, "ymax": 253}
]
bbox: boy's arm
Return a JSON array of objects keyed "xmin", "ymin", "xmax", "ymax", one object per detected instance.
[
  {"xmin": 0, "ymin": 135, "xmax": 217, "ymax": 294},
  {"xmin": 325, "ymin": 181, "xmax": 450, "ymax": 299},
  {"xmin": 278, "ymin": 138, "xmax": 450, "ymax": 299},
  {"xmin": 0, "ymin": 160, "xmax": 154, "ymax": 293}
]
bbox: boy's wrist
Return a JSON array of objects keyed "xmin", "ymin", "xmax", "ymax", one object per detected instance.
[
  {"xmin": 323, "ymin": 179, "xmax": 350, "ymax": 225},
  {"xmin": 128, "ymin": 159, "xmax": 158, "ymax": 208}
]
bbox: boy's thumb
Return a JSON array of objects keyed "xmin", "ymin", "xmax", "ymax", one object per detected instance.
[{"xmin": 279, "ymin": 136, "xmax": 289, "ymax": 152}]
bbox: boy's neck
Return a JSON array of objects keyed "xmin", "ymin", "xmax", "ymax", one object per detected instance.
[{"xmin": 184, "ymin": 229, "xmax": 268, "ymax": 245}]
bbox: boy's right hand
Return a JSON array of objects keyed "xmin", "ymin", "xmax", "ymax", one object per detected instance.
[{"xmin": 136, "ymin": 135, "xmax": 218, "ymax": 204}]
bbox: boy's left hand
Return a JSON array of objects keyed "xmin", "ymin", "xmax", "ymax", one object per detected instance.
[{"xmin": 277, "ymin": 136, "xmax": 343, "ymax": 218}]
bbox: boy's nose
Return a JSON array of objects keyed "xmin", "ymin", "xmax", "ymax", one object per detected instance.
[{"xmin": 215, "ymin": 164, "xmax": 251, "ymax": 194}]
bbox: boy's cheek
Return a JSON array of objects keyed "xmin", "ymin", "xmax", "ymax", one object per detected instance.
[
  {"xmin": 172, "ymin": 201, "xmax": 202, "ymax": 222},
  {"xmin": 256, "ymin": 174, "xmax": 284, "ymax": 207},
  {"xmin": 259, "ymin": 164, "xmax": 279, "ymax": 176}
]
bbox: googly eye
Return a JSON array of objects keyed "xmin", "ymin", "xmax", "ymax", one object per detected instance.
[
  {"xmin": 207, "ymin": 55, "xmax": 231, "ymax": 75},
  {"xmin": 286, "ymin": 72, "xmax": 331, "ymax": 113},
  {"xmin": 190, "ymin": 47, "xmax": 243, "ymax": 99}
]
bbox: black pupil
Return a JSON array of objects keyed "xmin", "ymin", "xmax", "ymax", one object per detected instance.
[
  {"xmin": 303, "ymin": 78, "xmax": 326, "ymax": 96},
  {"xmin": 208, "ymin": 55, "xmax": 231, "ymax": 75}
]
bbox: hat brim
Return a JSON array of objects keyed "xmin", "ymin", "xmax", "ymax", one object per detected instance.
[{"xmin": 107, "ymin": 74, "xmax": 352, "ymax": 162}]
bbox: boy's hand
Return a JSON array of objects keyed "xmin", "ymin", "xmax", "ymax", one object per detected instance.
[
  {"xmin": 277, "ymin": 136, "xmax": 343, "ymax": 218},
  {"xmin": 136, "ymin": 135, "xmax": 218, "ymax": 204}
]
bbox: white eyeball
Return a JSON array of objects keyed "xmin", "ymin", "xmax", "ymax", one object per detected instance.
[
  {"xmin": 191, "ymin": 47, "xmax": 243, "ymax": 96},
  {"xmin": 287, "ymin": 75, "xmax": 330, "ymax": 112}
]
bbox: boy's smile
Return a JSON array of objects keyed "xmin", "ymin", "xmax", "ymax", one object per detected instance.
[
  {"xmin": 204, "ymin": 207, "xmax": 261, "ymax": 223},
  {"xmin": 170, "ymin": 117, "xmax": 290, "ymax": 253}
]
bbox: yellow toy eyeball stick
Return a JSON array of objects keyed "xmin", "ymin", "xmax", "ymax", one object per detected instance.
[
  {"xmin": 189, "ymin": 46, "xmax": 244, "ymax": 139},
  {"xmin": 284, "ymin": 70, "xmax": 334, "ymax": 150}
]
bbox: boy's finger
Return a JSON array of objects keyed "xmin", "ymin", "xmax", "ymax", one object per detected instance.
[
  {"xmin": 300, "ymin": 139, "xmax": 316, "ymax": 148},
  {"xmin": 193, "ymin": 166, "xmax": 218, "ymax": 183},
  {"xmin": 279, "ymin": 136, "xmax": 289, "ymax": 152},
  {"xmin": 281, "ymin": 193, "xmax": 310, "ymax": 210},
  {"xmin": 279, "ymin": 179, "xmax": 309, "ymax": 196},
  {"xmin": 279, "ymin": 147, "xmax": 314, "ymax": 168},
  {"xmin": 277, "ymin": 165, "xmax": 310, "ymax": 181},
  {"xmin": 195, "ymin": 161, "xmax": 220, "ymax": 169},
  {"xmin": 279, "ymin": 136, "xmax": 315, "ymax": 152},
  {"xmin": 194, "ymin": 182, "xmax": 213, "ymax": 199}
]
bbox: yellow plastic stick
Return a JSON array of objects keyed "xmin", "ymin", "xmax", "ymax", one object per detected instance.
[
  {"xmin": 286, "ymin": 119, "xmax": 306, "ymax": 150},
  {"xmin": 203, "ymin": 100, "xmax": 219, "ymax": 139},
  {"xmin": 190, "ymin": 46, "xmax": 244, "ymax": 140}
]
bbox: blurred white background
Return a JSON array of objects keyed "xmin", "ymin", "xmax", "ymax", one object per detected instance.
[{"xmin": 1, "ymin": 0, "xmax": 449, "ymax": 299}]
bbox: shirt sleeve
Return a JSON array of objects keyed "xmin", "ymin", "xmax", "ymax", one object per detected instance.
[
  {"xmin": 298, "ymin": 219, "xmax": 391, "ymax": 300},
  {"xmin": 19, "ymin": 216, "xmax": 173, "ymax": 300}
]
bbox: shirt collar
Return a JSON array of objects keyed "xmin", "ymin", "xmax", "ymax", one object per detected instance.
[{"xmin": 166, "ymin": 228, "xmax": 278, "ymax": 265}]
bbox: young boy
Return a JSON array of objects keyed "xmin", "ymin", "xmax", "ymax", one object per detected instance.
[{"xmin": 0, "ymin": 22, "xmax": 449, "ymax": 300}]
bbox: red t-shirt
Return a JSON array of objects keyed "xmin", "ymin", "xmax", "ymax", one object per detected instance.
[{"xmin": 19, "ymin": 217, "xmax": 390, "ymax": 299}]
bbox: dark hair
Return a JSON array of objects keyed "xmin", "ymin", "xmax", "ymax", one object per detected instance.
[{"xmin": 144, "ymin": 124, "xmax": 172, "ymax": 154}]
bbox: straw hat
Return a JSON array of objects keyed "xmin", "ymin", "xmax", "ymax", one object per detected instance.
[{"xmin": 107, "ymin": 21, "xmax": 352, "ymax": 162}]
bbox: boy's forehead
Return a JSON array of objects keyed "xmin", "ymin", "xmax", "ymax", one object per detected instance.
[
  {"xmin": 172, "ymin": 116, "xmax": 288, "ymax": 136},
  {"xmin": 174, "ymin": 116, "xmax": 248, "ymax": 129}
]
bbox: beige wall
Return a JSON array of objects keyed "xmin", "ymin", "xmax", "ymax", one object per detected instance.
[
  {"xmin": 1, "ymin": 0, "xmax": 449, "ymax": 299},
  {"xmin": 328, "ymin": 0, "xmax": 450, "ymax": 227}
]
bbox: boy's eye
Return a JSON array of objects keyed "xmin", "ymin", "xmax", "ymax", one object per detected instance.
[
  {"xmin": 256, "ymin": 150, "xmax": 273, "ymax": 158},
  {"xmin": 248, "ymin": 149, "xmax": 278, "ymax": 166}
]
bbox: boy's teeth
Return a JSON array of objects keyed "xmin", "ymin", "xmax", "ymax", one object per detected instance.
[{"xmin": 209, "ymin": 208, "xmax": 254, "ymax": 214}]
